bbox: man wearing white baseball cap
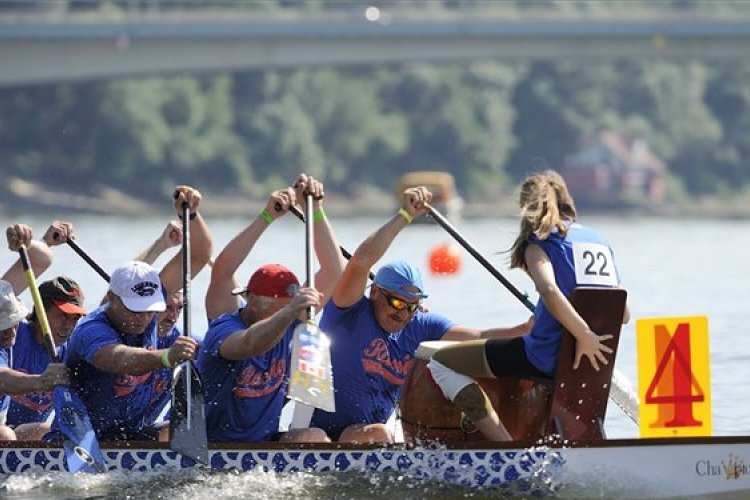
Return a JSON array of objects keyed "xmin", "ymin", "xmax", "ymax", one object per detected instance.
[{"xmin": 46, "ymin": 261, "xmax": 199, "ymax": 442}]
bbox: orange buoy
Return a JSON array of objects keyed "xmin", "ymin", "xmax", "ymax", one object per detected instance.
[{"xmin": 428, "ymin": 243, "xmax": 462, "ymax": 275}]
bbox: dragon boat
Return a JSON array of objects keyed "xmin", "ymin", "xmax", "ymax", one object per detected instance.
[
  {"xmin": 2, "ymin": 288, "xmax": 747, "ymax": 499},
  {"xmin": 1, "ymin": 436, "xmax": 749, "ymax": 499}
]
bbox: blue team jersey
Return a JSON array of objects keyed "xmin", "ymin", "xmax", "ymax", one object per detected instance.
[
  {"xmin": 6, "ymin": 321, "xmax": 64, "ymax": 426},
  {"xmin": 196, "ymin": 310, "xmax": 296, "ymax": 442},
  {"xmin": 523, "ymin": 222, "xmax": 622, "ymax": 375},
  {"xmin": 0, "ymin": 349, "xmax": 9, "ymax": 424},
  {"xmin": 311, "ymin": 297, "xmax": 454, "ymax": 431},
  {"xmin": 54, "ymin": 305, "xmax": 160, "ymax": 440}
]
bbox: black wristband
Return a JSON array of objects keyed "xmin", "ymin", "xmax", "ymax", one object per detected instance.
[{"xmin": 178, "ymin": 212, "xmax": 198, "ymax": 220}]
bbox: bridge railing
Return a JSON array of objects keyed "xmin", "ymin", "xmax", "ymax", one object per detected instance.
[{"xmin": 2, "ymin": 0, "xmax": 750, "ymax": 25}]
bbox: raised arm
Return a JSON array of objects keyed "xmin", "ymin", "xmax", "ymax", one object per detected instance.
[
  {"xmin": 158, "ymin": 185, "xmax": 215, "ymax": 295},
  {"xmin": 293, "ymin": 173, "xmax": 346, "ymax": 310},
  {"xmin": 134, "ymin": 220, "xmax": 181, "ymax": 265},
  {"xmin": 3, "ymin": 221, "xmax": 73, "ymax": 294},
  {"xmin": 205, "ymin": 187, "xmax": 295, "ymax": 321},
  {"xmin": 332, "ymin": 186, "xmax": 432, "ymax": 308}
]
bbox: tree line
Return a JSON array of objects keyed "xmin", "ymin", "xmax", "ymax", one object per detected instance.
[{"xmin": 1, "ymin": 59, "xmax": 749, "ymax": 208}]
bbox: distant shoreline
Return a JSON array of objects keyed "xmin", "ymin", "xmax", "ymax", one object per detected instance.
[
  {"xmin": 3, "ymin": 195, "xmax": 750, "ymax": 221},
  {"xmin": 2, "ymin": 179, "xmax": 750, "ymax": 220}
]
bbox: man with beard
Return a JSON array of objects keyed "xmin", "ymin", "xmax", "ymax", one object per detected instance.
[{"xmin": 309, "ymin": 187, "xmax": 532, "ymax": 444}]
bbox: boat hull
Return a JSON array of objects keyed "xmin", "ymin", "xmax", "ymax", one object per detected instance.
[{"xmin": 2, "ymin": 437, "xmax": 749, "ymax": 499}]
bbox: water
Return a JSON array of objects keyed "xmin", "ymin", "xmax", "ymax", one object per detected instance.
[{"xmin": 1, "ymin": 213, "xmax": 748, "ymax": 499}]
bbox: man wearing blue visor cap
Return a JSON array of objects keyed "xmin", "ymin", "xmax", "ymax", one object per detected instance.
[
  {"xmin": 311, "ymin": 186, "xmax": 532, "ymax": 444},
  {"xmin": 373, "ymin": 260, "xmax": 428, "ymax": 301}
]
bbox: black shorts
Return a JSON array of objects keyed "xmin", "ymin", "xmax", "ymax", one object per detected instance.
[{"xmin": 485, "ymin": 337, "xmax": 551, "ymax": 380}]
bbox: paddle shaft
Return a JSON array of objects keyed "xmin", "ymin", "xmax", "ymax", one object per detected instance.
[
  {"xmin": 425, "ymin": 204, "xmax": 534, "ymax": 310},
  {"xmin": 66, "ymin": 239, "xmax": 111, "ymax": 283},
  {"xmin": 181, "ymin": 201, "xmax": 191, "ymax": 339},
  {"xmin": 169, "ymin": 197, "xmax": 209, "ymax": 464},
  {"xmin": 18, "ymin": 246, "xmax": 59, "ymax": 362},
  {"xmin": 304, "ymin": 194, "xmax": 314, "ymax": 320}
]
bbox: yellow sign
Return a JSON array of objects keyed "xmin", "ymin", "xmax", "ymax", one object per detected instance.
[{"xmin": 636, "ymin": 316, "xmax": 711, "ymax": 438}]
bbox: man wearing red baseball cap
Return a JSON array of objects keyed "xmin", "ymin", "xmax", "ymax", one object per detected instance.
[
  {"xmin": 1, "ymin": 221, "xmax": 78, "ymax": 441},
  {"xmin": 2, "ymin": 276, "xmax": 83, "ymax": 440},
  {"xmin": 231, "ymin": 263, "xmax": 301, "ymax": 299},
  {"xmin": 198, "ymin": 173, "xmax": 345, "ymax": 444}
]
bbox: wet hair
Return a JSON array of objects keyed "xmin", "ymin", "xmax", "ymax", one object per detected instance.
[{"xmin": 510, "ymin": 170, "xmax": 577, "ymax": 271}]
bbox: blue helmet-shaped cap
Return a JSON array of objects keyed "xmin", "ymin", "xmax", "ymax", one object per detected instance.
[{"xmin": 373, "ymin": 260, "xmax": 428, "ymax": 300}]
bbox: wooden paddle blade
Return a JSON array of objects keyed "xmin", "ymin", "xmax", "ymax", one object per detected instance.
[
  {"xmin": 288, "ymin": 322, "xmax": 335, "ymax": 413},
  {"xmin": 170, "ymin": 361, "xmax": 209, "ymax": 465},
  {"xmin": 54, "ymin": 386, "xmax": 108, "ymax": 473}
]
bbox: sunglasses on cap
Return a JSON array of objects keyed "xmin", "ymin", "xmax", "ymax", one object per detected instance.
[{"xmin": 378, "ymin": 287, "xmax": 421, "ymax": 313}]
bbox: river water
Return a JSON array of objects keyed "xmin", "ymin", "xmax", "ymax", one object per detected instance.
[{"xmin": 1, "ymin": 213, "xmax": 748, "ymax": 499}]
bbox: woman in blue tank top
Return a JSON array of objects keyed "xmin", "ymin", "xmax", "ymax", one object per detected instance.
[{"xmin": 428, "ymin": 170, "xmax": 630, "ymax": 441}]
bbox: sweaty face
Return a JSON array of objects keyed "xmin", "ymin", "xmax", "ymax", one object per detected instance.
[
  {"xmin": 107, "ymin": 295, "xmax": 157, "ymax": 335},
  {"xmin": 0, "ymin": 324, "xmax": 19, "ymax": 349},
  {"xmin": 371, "ymin": 287, "xmax": 420, "ymax": 334},
  {"xmin": 158, "ymin": 292, "xmax": 184, "ymax": 336},
  {"xmin": 245, "ymin": 294, "xmax": 292, "ymax": 323},
  {"xmin": 46, "ymin": 306, "xmax": 82, "ymax": 345}
]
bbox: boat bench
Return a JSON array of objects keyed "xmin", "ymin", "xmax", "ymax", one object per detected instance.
[
  {"xmin": 496, "ymin": 287, "xmax": 628, "ymax": 442},
  {"xmin": 401, "ymin": 287, "xmax": 627, "ymax": 445}
]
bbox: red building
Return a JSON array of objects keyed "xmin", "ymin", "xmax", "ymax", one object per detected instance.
[{"xmin": 562, "ymin": 130, "xmax": 665, "ymax": 207}]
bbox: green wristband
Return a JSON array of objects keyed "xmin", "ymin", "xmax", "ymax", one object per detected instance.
[
  {"xmin": 261, "ymin": 209, "xmax": 275, "ymax": 225},
  {"xmin": 313, "ymin": 208, "xmax": 326, "ymax": 222},
  {"xmin": 161, "ymin": 350, "xmax": 172, "ymax": 368}
]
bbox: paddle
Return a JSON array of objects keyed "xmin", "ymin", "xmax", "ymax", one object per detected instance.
[
  {"xmin": 169, "ymin": 199, "xmax": 209, "ymax": 464},
  {"xmin": 424, "ymin": 203, "xmax": 640, "ymax": 424},
  {"xmin": 65, "ymin": 239, "xmax": 110, "ymax": 283},
  {"xmin": 287, "ymin": 193, "xmax": 336, "ymax": 413},
  {"xmin": 18, "ymin": 246, "xmax": 108, "ymax": 473}
]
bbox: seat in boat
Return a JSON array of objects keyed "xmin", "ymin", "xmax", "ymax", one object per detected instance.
[{"xmin": 400, "ymin": 287, "xmax": 628, "ymax": 444}]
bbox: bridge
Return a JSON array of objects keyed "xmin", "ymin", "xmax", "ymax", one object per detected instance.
[{"xmin": 2, "ymin": 3, "xmax": 750, "ymax": 87}]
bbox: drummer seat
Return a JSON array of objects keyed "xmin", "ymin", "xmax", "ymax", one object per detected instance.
[
  {"xmin": 400, "ymin": 287, "xmax": 627, "ymax": 444},
  {"xmin": 543, "ymin": 286, "xmax": 628, "ymax": 441}
]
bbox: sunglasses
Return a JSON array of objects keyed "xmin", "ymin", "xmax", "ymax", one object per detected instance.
[{"xmin": 378, "ymin": 287, "xmax": 421, "ymax": 313}]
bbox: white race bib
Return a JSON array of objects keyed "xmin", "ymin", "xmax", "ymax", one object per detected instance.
[{"xmin": 573, "ymin": 242, "xmax": 618, "ymax": 287}]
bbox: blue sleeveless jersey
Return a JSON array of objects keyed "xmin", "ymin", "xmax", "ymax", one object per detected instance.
[
  {"xmin": 311, "ymin": 297, "xmax": 453, "ymax": 431},
  {"xmin": 523, "ymin": 222, "xmax": 621, "ymax": 375},
  {"xmin": 196, "ymin": 310, "xmax": 296, "ymax": 442},
  {"xmin": 55, "ymin": 305, "xmax": 160, "ymax": 440}
]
